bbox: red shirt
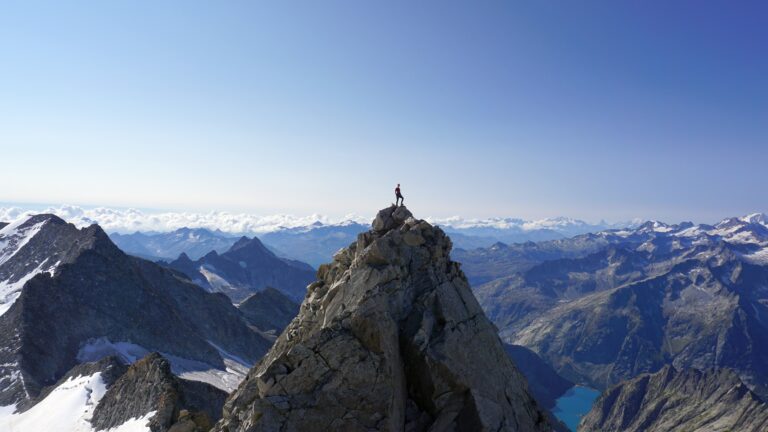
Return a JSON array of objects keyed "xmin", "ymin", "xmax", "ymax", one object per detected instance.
[{"xmin": 395, "ymin": 187, "xmax": 401, "ymax": 195}]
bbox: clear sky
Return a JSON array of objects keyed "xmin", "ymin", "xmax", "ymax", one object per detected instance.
[{"xmin": 1, "ymin": 1, "xmax": 766, "ymax": 222}]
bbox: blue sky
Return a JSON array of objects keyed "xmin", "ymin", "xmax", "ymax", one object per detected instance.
[{"xmin": 1, "ymin": 1, "xmax": 766, "ymax": 222}]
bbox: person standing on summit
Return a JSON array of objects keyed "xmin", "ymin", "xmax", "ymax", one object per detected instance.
[{"xmin": 395, "ymin": 184, "xmax": 404, "ymax": 206}]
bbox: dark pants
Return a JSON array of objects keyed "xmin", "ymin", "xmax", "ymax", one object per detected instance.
[{"xmin": 396, "ymin": 193, "xmax": 404, "ymax": 206}]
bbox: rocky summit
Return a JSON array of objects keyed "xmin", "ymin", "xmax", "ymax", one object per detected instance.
[{"xmin": 214, "ymin": 205, "xmax": 550, "ymax": 432}]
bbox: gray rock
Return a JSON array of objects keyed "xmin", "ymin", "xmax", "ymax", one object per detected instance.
[
  {"xmin": 93, "ymin": 353, "xmax": 227, "ymax": 432},
  {"xmin": 214, "ymin": 205, "xmax": 550, "ymax": 432},
  {"xmin": 237, "ymin": 287, "xmax": 300, "ymax": 335},
  {"xmin": 579, "ymin": 365, "xmax": 768, "ymax": 432},
  {"xmin": 504, "ymin": 344, "xmax": 573, "ymax": 410},
  {"xmin": 372, "ymin": 204, "xmax": 413, "ymax": 233}
]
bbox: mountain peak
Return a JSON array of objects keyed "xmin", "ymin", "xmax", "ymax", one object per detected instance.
[
  {"xmin": 227, "ymin": 236, "xmax": 271, "ymax": 255},
  {"xmin": 742, "ymin": 212, "xmax": 768, "ymax": 225},
  {"xmin": 371, "ymin": 204, "xmax": 414, "ymax": 234},
  {"xmin": 215, "ymin": 205, "xmax": 549, "ymax": 431}
]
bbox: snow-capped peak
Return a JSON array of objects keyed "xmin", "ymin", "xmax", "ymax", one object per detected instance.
[
  {"xmin": 0, "ymin": 215, "xmax": 64, "ymax": 317},
  {"xmin": 741, "ymin": 213, "xmax": 768, "ymax": 225},
  {"xmin": 0, "ymin": 215, "xmax": 49, "ymax": 267}
]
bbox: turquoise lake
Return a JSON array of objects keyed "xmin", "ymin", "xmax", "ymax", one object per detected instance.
[{"xmin": 552, "ymin": 385, "xmax": 601, "ymax": 431}]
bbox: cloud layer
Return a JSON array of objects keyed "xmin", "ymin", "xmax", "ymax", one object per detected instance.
[
  {"xmin": 0, "ymin": 205, "xmax": 633, "ymax": 235},
  {"xmin": 0, "ymin": 205, "xmax": 369, "ymax": 234}
]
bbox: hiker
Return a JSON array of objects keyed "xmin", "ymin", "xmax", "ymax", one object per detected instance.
[{"xmin": 395, "ymin": 184, "xmax": 404, "ymax": 206}]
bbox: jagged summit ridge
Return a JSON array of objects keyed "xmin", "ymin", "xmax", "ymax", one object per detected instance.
[{"xmin": 215, "ymin": 205, "xmax": 549, "ymax": 432}]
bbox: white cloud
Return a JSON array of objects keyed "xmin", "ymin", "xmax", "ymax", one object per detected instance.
[
  {"xmin": 0, "ymin": 205, "xmax": 368, "ymax": 234},
  {"xmin": 0, "ymin": 205, "xmax": 640, "ymax": 235}
]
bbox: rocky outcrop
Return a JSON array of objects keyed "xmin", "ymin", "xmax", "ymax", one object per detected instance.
[
  {"xmin": 214, "ymin": 205, "xmax": 550, "ymax": 432},
  {"xmin": 579, "ymin": 365, "xmax": 768, "ymax": 432},
  {"xmin": 237, "ymin": 287, "xmax": 299, "ymax": 335},
  {"xmin": 166, "ymin": 236, "xmax": 315, "ymax": 302},
  {"xmin": 93, "ymin": 353, "xmax": 227, "ymax": 432}
]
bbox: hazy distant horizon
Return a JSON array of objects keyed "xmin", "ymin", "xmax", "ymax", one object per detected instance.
[{"xmin": 2, "ymin": 202, "xmax": 765, "ymax": 235}]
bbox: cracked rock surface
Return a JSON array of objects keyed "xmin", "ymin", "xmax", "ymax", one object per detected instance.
[{"xmin": 214, "ymin": 205, "xmax": 550, "ymax": 432}]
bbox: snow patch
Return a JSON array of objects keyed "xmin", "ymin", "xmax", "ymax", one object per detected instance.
[
  {"xmin": 198, "ymin": 265, "xmax": 234, "ymax": 292},
  {"xmin": 0, "ymin": 260, "xmax": 60, "ymax": 318},
  {"xmin": 744, "ymin": 247, "xmax": 768, "ymax": 265},
  {"xmin": 0, "ymin": 216, "xmax": 47, "ymax": 267},
  {"xmin": 76, "ymin": 338, "xmax": 249, "ymax": 392},
  {"xmin": 105, "ymin": 411, "xmax": 155, "ymax": 432},
  {"xmin": 0, "ymin": 372, "xmax": 124, "ymax": 432}
]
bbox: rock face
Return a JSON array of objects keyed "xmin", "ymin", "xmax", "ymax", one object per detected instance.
[
  {"xmin": 504, "ymin": 345, "xmax": 573, "ymax": 410},
  {"xmin": 0, "ymin": 215, "xmax": 272, "ymax": 407},
  {"xmin": 93, "ymin": 353, "xmax": 227, "ymax": 432},
  {"xmin": 166, "ymin": 236, "xmax": 315, "ymax": 302},
  {"xmin": 238, "ymin": 287, "xmax": 300, "ymax": 335},
  {"xmin": 579, "ymin": 365, "xmax": 768, "ymax": 432},
  {"xmin": 214, "ymin": 205, "xmax": 550, "ymax": 432}
]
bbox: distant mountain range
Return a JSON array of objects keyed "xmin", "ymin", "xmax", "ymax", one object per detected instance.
[
  {"xmin": 163, "ymin": 236, "xmax": 315, "ymax": 303},
  {"xmin": 461, "ymin": 213, "xmax": 768, "ymax": 403},
  {"xmin": 102, "ymin": 218, "xmax": 636, "ymax": 269},
  {"xmin": 0, "ymin": 204, "xmax": 635, "ymax": 236},
  {"xmin": 110, "ymin": 227, "xmax": 239, "ymax": 260}
]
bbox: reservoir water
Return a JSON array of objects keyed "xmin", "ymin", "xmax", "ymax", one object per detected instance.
[{"xmin": 552, "ymin": 385, "xmax": 601, "ymax": 431}]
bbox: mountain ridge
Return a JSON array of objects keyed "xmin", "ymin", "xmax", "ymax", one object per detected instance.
[
  {"xmin": 579, "ymin": 365, "xmax": 768, "ymax": 432},
  {"xmin": 0, "ymin": 214, "xmax": 273, "ymax": 407},
  {"xmin": 468, "ymin": 213, "xmax": 768, "ymax": 400},
  {"xmin": 164, "ymin": 235, "xmax": 315, "ymax": 302}
]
